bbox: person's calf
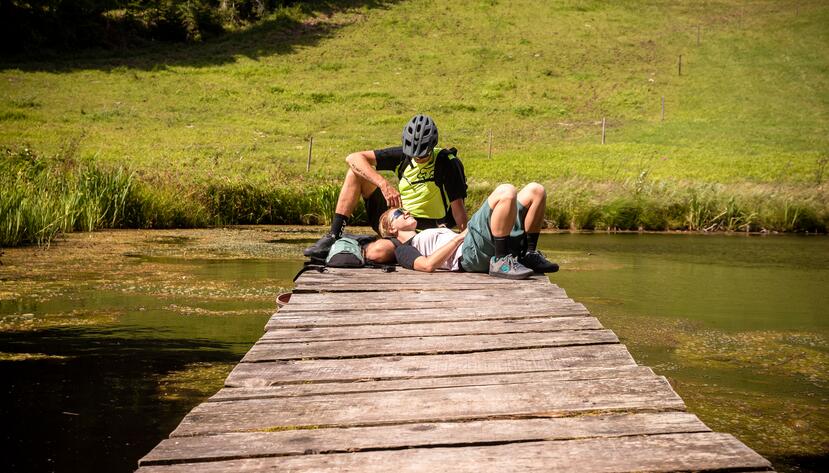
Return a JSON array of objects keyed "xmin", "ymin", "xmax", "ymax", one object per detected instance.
[
  {"xmin": 519, "ymin": 182, "xmax": 547, "ymax": 234},
  {"xmin": 488, "ymin": 183, "xmax": 518, "ymax": 237}
]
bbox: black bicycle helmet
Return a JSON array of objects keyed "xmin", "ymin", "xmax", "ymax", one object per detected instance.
[{"xmin": 401, "ymin": 114, "xmax": 438, "ymax": 158}]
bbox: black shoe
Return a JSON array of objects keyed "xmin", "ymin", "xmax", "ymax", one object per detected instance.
[
  {"xmin": 519, "ymin": 250, "xmax": 559, "ymax": 273},
  {"xmin": 303, "ymin": 233, "xmax": 337, "ymax": 259}
]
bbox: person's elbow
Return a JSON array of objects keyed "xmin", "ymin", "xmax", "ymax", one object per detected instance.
[
  {"xmin": 413, "ymin": 258, "xmax": 437, "ymax": 272},
  {"xmin": 365, "ymin": 240, "xmax": 395, "ymax": 263}
]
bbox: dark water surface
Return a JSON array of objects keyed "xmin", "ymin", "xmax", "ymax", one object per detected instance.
[
  {"xmin": 0, "ymin": 231, "xmax": 826, "ymax": 472},
  {"xmin": 541, "ymin": 233, "xmax": 828, "ymax": 472},
  {"xmin": 0, "ymin": 250, "xmax": 305, "ymax": 473}
]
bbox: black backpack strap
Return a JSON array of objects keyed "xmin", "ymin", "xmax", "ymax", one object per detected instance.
[
  {"xmin": 293, "ymin": 262, "xmax": 326, "ymax": 282},
  {"xmin": 434, "ymin": 147, "xmax": 459, "ymax": 219},
  {"xmin": 364, "ymin": 261, "xmax": 397, "ymax": 272},
  {"xmin": 396, "ymin": 155, "xmax": 413, "ymax": 181}
]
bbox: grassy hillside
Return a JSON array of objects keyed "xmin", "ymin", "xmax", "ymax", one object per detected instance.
[{"xmin": 1, "ymin": 0, "xmax": 828, "ymax": 243}]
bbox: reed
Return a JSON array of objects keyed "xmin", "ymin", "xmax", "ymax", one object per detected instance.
[
  {"xmin": 1, "ymin": 147, "xmax": 136, "ymax": 246},
  {"xmin": 3, "ymin": 146, "xmax": 827, "ymax": 248}
]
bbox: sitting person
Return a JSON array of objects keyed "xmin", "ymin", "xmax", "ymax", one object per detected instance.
[
  {"xmin": 304, "ymin": 114, "xmax": 468, "ymax": 259},
  {"xmin": 369, "ymin": 182, "xmax": 559, "ymax": 278}
]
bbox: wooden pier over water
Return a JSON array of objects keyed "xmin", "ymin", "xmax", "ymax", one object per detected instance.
[{"xmin": 138, "ymin": 268, "xmax": 773, "ymax": 472}]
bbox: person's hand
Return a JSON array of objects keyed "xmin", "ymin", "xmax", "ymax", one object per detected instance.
[
  {"xmin": 380, "ymin": 181, "xmax": 402, "ymax": 208},
  {"xmin": 458, "ymin": 228, "xmax": 468, "ymax": 238}
]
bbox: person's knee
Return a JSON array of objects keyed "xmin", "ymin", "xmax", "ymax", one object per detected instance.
[
  {"xmin": 492, "ymin": 183, "xmax": 517, "ymax": 201},
  {"xmin": 365, "ymin": 239, "xmax": 395, "ymax": 264},
  {"xmin": 524, "ymin": 182, "xmax": 546, "ymax": 199}
]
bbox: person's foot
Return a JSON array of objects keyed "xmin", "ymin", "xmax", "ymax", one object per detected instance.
[
  {"xmin": 303, "ymin": 233, "xmax": 337, "ymax": 259},
  {"xmin": 488, "ymin": 255, "xmax": 534, "ymax": 280},
  {"xmin": 519, "ymin": 250, "xmax": 559, "ymax": 273}
]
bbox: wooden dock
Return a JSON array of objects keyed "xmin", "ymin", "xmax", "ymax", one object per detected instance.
[{"xmin": 138, "ymin": 268, "xmax": 774, "ymax": 472}]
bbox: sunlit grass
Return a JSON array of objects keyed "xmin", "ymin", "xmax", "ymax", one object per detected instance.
[{"xmin": 0, "ymin": 0, "xmax": 827, "ymax": 244}]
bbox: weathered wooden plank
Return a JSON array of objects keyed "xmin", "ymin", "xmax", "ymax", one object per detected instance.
[
  {"xmin": 137, "ymin": 432, "xmax": 773, "ymax": 473},
  {"xmin": 225, "ymin": 345, "xmax": 637, "ymax": 386},
  {"xmin": 276, "ymin": 300, "xmax": 587, "ymax": 316},
  {"xmin": 293, "ymin": 272, "xmax": 554, "ymax": 292},
  {"xmin": 267, "ymin": 304, "xmax": 590, "ymax": 329},
  {"xmin": 172, "ymin": 375, "xmax": 685, "ymax": 437},
  {"xmin": 244, "ymin": 329, "xmax": 618, "ymax": 361},
  {"xmin": 260, "ymin": 317, "xmax": 604, "ymax": 343},
  {"xmin": 277, "ymin": 296, "xmax": 574, "ymax": 312},
  {"xmin": 284, "ymin": 286, "xmax": 569, "ymax": 305},
  {"xmin": 140, "ymin": 412, "xmax": 708, "ymax": 466},
  {"xmin": 298, "ymin": 268, "xmax": 554, "ymax": 285},
  {"xmin": 138, "ymin": 267, "xmax": 774, "ymax": 473},
  {"xmin": 277, "ymin": 298, "xmax": 584, "ymax": 315},
  {"xmin": 209, "ymin": 366, "xmax": 656, "ymax": 402},
  {"xmin": 294, "ymin": 283, "xmax": 550, "ymax": 292}
]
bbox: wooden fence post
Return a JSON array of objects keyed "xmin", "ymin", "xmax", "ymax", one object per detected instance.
[
  {"xmin": 678, "ymin": 54, "xmax": 683, "ymax": 76},
  {"xmin": 661, "ymin": 96, "xmax": 665, "ymax": 122},
  {"xmin": 306, "ymin": 136, "xmax": 313, "ymax": 172},
  {"xmin": 488, "ymin": 129, "xmax": 493, "ymax": 159},
  {"xmin": 601, "ymin": 117, "xmax": 606, "ymax": 144}
]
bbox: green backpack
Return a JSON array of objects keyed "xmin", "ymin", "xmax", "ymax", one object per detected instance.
[{"xmin": 325, "ymin": 237, "xmax": 365, "ymax": 268}]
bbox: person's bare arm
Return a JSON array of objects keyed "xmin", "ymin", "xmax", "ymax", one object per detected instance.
[
  {"xmin": 346, "ymin": 151, "xmax": 401, "ymax": 208},
  {"xmin": 413, "ymin": 230, "xmax": 467, "ymax": 272},
  {"xmin": 450, "ymin": 199, "xmax": 468, "ymax": 231}
]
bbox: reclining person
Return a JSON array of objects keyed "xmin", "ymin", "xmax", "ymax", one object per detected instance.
[{"xmin": 371, "ymin": 183, "xmax": 559, "ymax": 278}]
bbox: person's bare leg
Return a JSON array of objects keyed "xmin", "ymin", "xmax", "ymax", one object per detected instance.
[
  {"xmin": 487, "ymin": 184, "xmax": 518, "ymax": 237},
  {"xmin": 485, "ymin": 184, "xmax": 533, "ymax": 279},
  {"xmin": 336, "ymin": 169, "xmax": 378, "ymax": 216},
  {"xmin": 305, "ymin": 170, "xmax": 379, "ymax": 257},
  {"xmin": 517, "ymin": 182, "xmax": 558, "ymax": 272},
  {"xmin": 517, "ymin": 182, "xmax": 546, "ymax": 233}
]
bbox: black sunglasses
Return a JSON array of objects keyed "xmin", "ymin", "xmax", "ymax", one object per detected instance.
[{"xmin": 390, "ymin": 208, "xmax": 408, "ymax": 221}]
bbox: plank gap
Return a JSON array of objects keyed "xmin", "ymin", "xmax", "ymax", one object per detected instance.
[
  {"xmin": 142, "ymin": 428, "xmax": 716, "ymax": 466},
  {"xmin": 241, "ymin": 341, "xmax": 621, "ymax": 362}
]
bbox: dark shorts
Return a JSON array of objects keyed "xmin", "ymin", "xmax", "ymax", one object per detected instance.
[
  {"xmin": 460, "ymin": 198, "xmax": 527, "ymax": 273},
  {"xmin": 365, "ymin": 188, "xmax": 446, "ymax": 234},
  {"xmin": 365, "ymin": 188, "xmax": 388, "ymax": 234}
]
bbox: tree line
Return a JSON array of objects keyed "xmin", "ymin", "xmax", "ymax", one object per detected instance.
[{"xmin": 0, "ymin": 0, "xmax": 300, "ymax": 54}]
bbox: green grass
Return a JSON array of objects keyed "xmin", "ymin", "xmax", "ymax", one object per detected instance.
[
  {"xmin": 0, "ymin": 146, "xmax": 367, "ymax": 246},
  {"xmin": 1, "ymin": 0, "xmax": 828, "ymax": 244}
]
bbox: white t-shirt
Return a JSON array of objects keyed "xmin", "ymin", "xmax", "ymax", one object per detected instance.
[{"xmin": 408, "ymin": 227, "xmax": 464, "ymax": 271}]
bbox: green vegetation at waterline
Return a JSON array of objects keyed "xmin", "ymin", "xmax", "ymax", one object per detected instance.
[
  {"xmin": 1, "ymin": 0, "xmax": 828, "ymax": 244},
  {"xmin": 1, "ymin": 145, "xmax": 135, "ymax": 246},
  {"xmin": 0, "ymin": 146, "xmax": 361, "ymax": 246},
  {"xmin": 2, "ymin": 145, "xmax": 826, "ymax": 247}
]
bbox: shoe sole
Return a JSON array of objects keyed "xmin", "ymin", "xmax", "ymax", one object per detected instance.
[{"xmin": 488, "ymin": 270, "xmax": 533, "ymax": 280}]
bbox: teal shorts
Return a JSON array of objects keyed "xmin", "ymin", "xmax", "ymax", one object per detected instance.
[{"xmin": 460, "ymin": 198, "xmax": 527, "ymax": 272}]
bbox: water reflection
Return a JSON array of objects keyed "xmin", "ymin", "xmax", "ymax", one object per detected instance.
[
  {"xmin": 544, "ymin": 233, "xmax": 828, "ymax": 472},
  {"xmin": 0, "ymin": 230, "xmax": 826, "ymax": 472},
  {"xmin": 0, "ymin": 230, "xmax": 307, "ymax": 472}
]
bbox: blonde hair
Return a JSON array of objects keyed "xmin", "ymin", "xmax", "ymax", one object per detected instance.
[{"xmin": 378, "ymin": 208, "xmax": 398, "ymax": 238}]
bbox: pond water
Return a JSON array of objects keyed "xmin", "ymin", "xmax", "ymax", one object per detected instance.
[
  {"xmin": 0, "ymin": 229, "xmax": 826, "ymax": 472},
  {"xmin": 542, "ymin": 233, "xmax": 828, "ymax": 473}
]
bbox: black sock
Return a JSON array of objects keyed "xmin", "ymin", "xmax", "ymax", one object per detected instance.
[
  {"xmin": 330, "ymin": 213, "xmax": 348, "ymax": 238},
  {"xmin": 494, "ymin": 236, "xmax": 509, "ymax": 258},
  {"xmin": 526, "ymin": 233, "xmax": 540, "ymax": 253}
]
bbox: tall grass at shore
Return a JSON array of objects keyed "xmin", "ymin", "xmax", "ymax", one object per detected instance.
[
  {"xmin": 3, "ymin": 146, "xmax": 826, "ymax": 247},
  {"xmin": 0, "ymin": 147, "xmax": 362, "ymax": 246},
  {"xmin": 1, "ymin": 146, "xmax": 135, "ymax": 246}
]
